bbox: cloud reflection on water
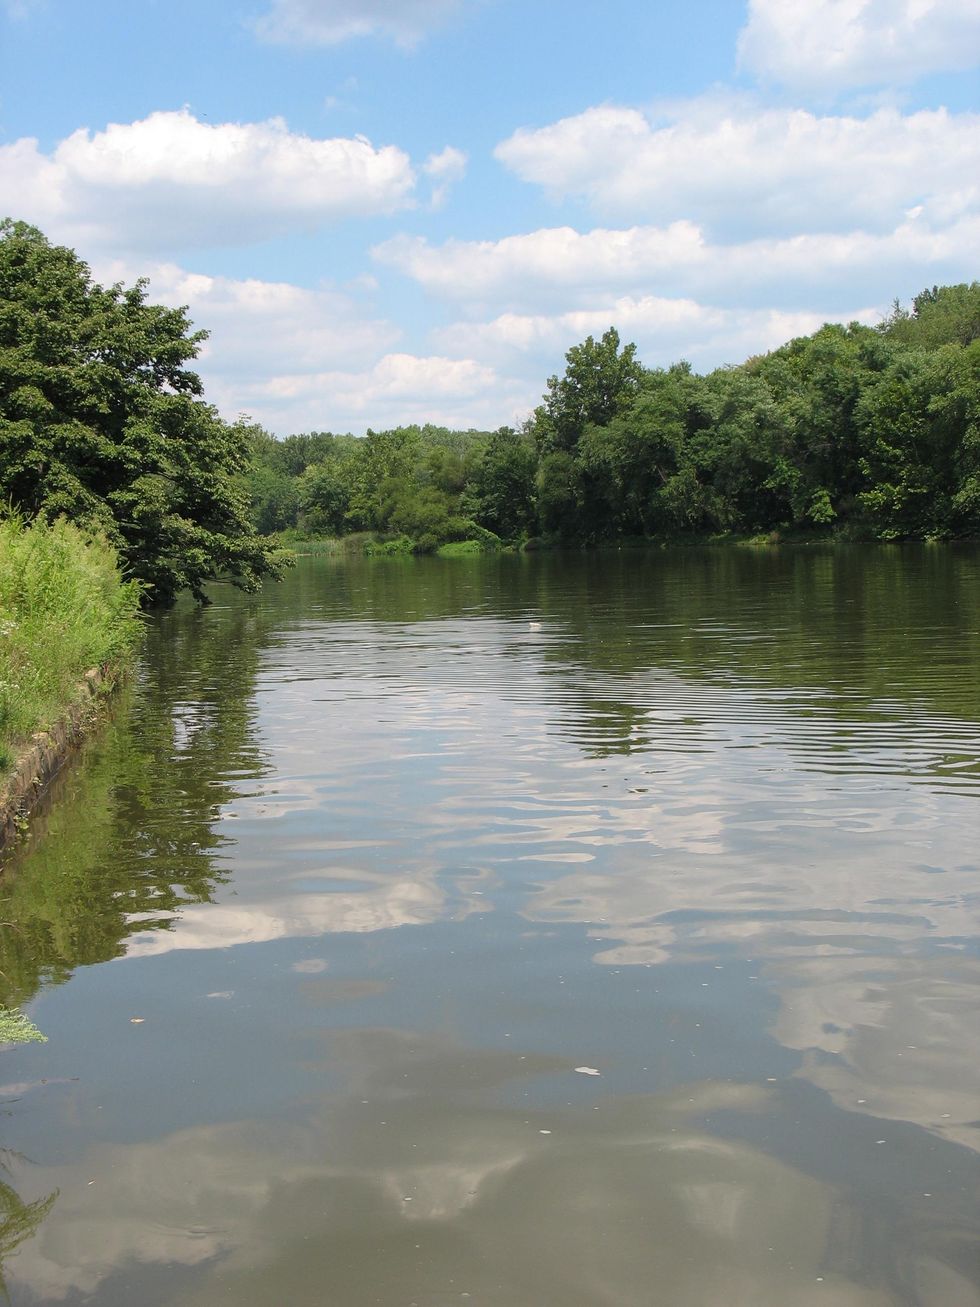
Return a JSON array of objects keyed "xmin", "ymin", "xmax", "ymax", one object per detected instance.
[{"xmin": 11, "ymin": 1028, "xmax": 972, "ymax": 1307}]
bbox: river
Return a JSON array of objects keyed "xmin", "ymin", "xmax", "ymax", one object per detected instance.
[{"xmin": 1, "ymin": 545, "xmax": 978, "ymax": 1306}]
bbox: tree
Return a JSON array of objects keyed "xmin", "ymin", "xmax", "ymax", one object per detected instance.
[
  {"xmin": 880, "ymin": 283, "xmax": 980, "ymax": 350},
  {"xmin": 298, "ymin": 458, "xmax": 352, "ymax": 536},
  {"xmin": 463, "ymin": 426, "xmax": 537, "ymax": 539},
  {"xmin": 534, "ymin": 327, "xmax": 642, "ymax": 454},
  {"xmin": 856, "ymin": 342, "xmax": 980, "ymax": 538},
  {"xmin": 576, "ymin": 364, "xmax": 701, "ymax": 538},
  {"xmin": 751, "ymin": 322, "xmax": 895, "ymax": 526},
  {"xmin": 0, "ymin": 220, "xmax": 287, "ymax": 604}
]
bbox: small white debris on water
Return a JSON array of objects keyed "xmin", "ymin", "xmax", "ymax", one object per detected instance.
[
  {"xmin": 206, "ymin": 991, "xmax": 233, "ymax": 999},
  {"xmin": 575, "ymin": 1067, "xmax": 601, "ymax": 1076}
]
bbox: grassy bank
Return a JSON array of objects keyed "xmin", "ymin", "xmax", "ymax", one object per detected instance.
[{"xmin": 0, "ymin": 517, "xmax": 142, "ymax": 772}]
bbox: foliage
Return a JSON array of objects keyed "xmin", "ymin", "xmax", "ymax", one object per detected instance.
[
  {"xmin": 239, "ymin": 294, "xmax": 978, "ymax": 552},
  {"xmin": 0, "ymin": 220, "xmax": 287, "ymax": 604},
  {"xmin": 879, "ymin": 282, "xmax": 980, "ymax": 350},
  {"xmin": 0, "ymin": 515, "xmax": 142, "ymax": 769},
  {"xmin": 3, "ymin": 225, "xmax": 974, "ymax": 562},
  {"xmin": 463, "ymin": 426, "xmax": 538, "ymax": 539},
  {"xmin": 533, "ymin": 327, "xmax": 643, "ymax": 454}
]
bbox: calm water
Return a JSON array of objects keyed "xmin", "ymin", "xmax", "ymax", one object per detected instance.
[{"xmin": 1, "ymin": 546, "xmax": 978, "ymax": 1306}]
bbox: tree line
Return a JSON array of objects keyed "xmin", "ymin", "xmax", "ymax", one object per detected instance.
[
  {"xmin": 2, "ymin": 219, "xmax": 978, "ymax": 606},
  {"xmin": 247, "ymin": 287, "xmax": 979, "ymax": 551}
]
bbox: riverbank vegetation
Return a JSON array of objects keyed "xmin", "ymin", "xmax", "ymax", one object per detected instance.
[
  {"xmin": 0, "ymin": 516, "xmax": 142, "ymax": 772},
  {"xmin": 246, "ymin": 283, "xmax": 980, "ymax": 552},
  {"xmin": 3, "ymin": 222, "xmax": 977, "ymax": 581},
  {"xmin": 0, "ymin": 220, "xmax": 288, "ymax": 605}
]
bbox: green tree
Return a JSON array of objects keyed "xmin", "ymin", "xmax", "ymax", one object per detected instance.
[
  {"xmin": 0, "ymin": 220, "xmax": 287, "ymax": 603},
  {"xmin": 464, "ymin": 426, "xmax": 537, "ymax": 539},
  {"xmin": 750, "ymin": 322, "xmax": 896, "ymax": 527},
  {"xmin": 298, "ymin": 458, "xmax": 353, "ymax": 535},
  {"xmin": 577, "ymin": 364, "xmax": 703, "ymax": 538},
  {"xmin": 857, "ymin": 341, "xmax": 980, "ymax": 538},
  {"xmin": 880, "ymin": 283, "xmax": 980, "ymax": 350},
  {"xmin": 534, "ymin": 327, "xmax": 642, "ymax": 454}
]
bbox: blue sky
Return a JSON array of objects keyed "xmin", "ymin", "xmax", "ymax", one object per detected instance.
[{"xmin": 2, "ymin": 0, "xmax": 978, "ymax": 434}]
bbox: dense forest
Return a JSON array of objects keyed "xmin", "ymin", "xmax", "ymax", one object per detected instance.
[{"xmin": 247, "ymin": 284, "xmax": 980, "ymax": 552}]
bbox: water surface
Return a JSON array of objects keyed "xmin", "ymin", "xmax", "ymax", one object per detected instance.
[{"xmin": 1, "ymin": 546, "xmax": 978, "ymax": 1305}]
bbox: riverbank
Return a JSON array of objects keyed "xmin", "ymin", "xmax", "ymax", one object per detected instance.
[
  {"xmin": 271, "ymin": 523, "xmax": 967, "ymax": 560},
  {"xmin": 0, "ymin": 516, "xmax": 142, "ymax": 847}
]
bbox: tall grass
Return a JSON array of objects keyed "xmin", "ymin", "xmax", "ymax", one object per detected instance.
[{"xmin": 0, "ymin": 516, "xmax": 143, "ymax": 772}]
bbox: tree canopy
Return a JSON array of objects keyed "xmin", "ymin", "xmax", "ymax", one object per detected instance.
[
  {"xmin": 6, "ymin": 219, "xmax": 973, "ymax": 576},
  {"xmin": 0, "ymin": 220, "xmax": 286, "ymax": 603},
  {"xmin": 243, "ymin": 294, "xmax": 979, "ymax": 550}
]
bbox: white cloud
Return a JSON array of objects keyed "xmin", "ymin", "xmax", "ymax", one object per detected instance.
[
  {"xmin": 494, "ymin": 98, "xmax": 980, "ymax": 237},
  {"xmin": 69, "ymin": 255, "xmax": 522, "ymax": 434},
  {"xmin": 432, "ymin": 297, "xmax": 871, "ymax": 376},
  {"xmin": 423, "ymin": 145, "xmax": 468, "ymax": 208},
  {"xmin": 375, "ymin": 212, "xmax": 979, "ymax": 315},
  {"xmin": 221, "ymin": 350, "xmax": 528, "ymax": 434},
  {"xmin": 95, "ymin": 258, "xmax": 529, "ymax": 432},
  {"xmin": 94, "ymin": 257, "xmax": 397, "ymax": 376},
  {"xmin": 84, "ymin": 258, "xmax": 473, "ymax": 434},
  {"xmin": 254, "ymin": 0, "xmax": 465, "ymax": 47},
  {"xmin": 738, "ymin": 0, "xmax": 980, "ymax": 92},
  {"xmin": 0, "ymin": 109, "xmax": 416, "ymax": 253},
  {"xmin": 375, "ymin": 223, "xmax": 705, "ymax": 306}
]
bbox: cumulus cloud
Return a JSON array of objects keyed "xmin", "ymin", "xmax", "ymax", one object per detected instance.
[
  {"xmin": 94, "ymin": 257, "xmax": 398, "ymax": 377},
  {"xmin": 376, "ymin": 212, "xmax": 980, "ymax": 317},
  {"xmin": 254, "ymin": 0, "xmax": 465, "ymax": 47},
  {"xmin": 0, "ymin": 109, "xmax": 416, "ymax": 253},
  {"xmin": 431, "ymin": 297, "xmax": 871, "ymax": 376},
  {"xmin": 187, "ymin": 344, "xmax": 526, "ymax": 434},
  {"xmin": 423, "ymin": 145, "xmax": 468, "ymax": 208},
  {"xmin": 82, "ymin": 258, "xmax": 477, "ymax": 434},
  {"xmin": 738, "ymin": 0, "xmax": 980, "ymax": 92},
  {"xmin": 91, "ymin": 256, "xmax": 526, "ymax": 432},
  {"xmin": 244, "ymin": 352, "xmax": 525, "ymax": 432},
  {"xmin": 494, "ymin": 98, "xmax": 980, "ymax": 236},
  {"xmin": 375, "ymin": 223, "xmax": 705, "ymax": 307}
]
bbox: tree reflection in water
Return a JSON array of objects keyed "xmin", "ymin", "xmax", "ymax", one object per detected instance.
[{"xmin": 0, "ymin": 1152, "xmax": 56, "ymax": 1300}]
